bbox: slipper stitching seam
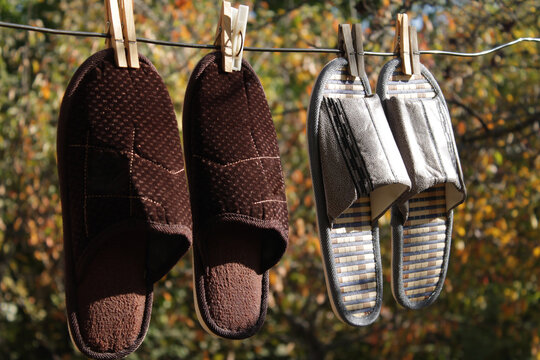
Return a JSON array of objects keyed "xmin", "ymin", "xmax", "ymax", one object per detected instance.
[
  {"xmin": 253, "ymin": 199, "xmax": 287, "ymax": 205},
  {"xmin": 248, "ymin": 129, "xmax": 269, "ymax": 212},
  {"xmin": 68, "ymin": 144, "xmax": 184, "ymax": 175},
  {"xmin": 129, "ymin": 129, "xmax": 135, "ymax": 216},
  {"xmin": 192, "ymin": 153, "xmax": 280, "ymax": 168}
]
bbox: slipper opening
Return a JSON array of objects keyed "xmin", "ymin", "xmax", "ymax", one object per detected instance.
[
  {"xmin": 74, "ymin": 227, "xmax": 149, "ymax": 355},
  {"xmin": 196, "ymin": 221, "xmax": 281, "ymax": 337}
]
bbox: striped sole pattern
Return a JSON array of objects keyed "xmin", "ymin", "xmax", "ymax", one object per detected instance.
[
  {"xmin": 388, "ymin": 73, "xmax": 436, "ymax": 99},
  {"xmin": 402, "ymin": 184, "xmax": 447, "ymax": 302},
  {"xmin": 323, "ymin": 67, "xmax": 366, "ymax": 98},
  {"xmin": 330, "ymin": 196, "xmax": 377, "ymax": 317}
]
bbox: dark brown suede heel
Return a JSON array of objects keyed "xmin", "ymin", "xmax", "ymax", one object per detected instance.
[
  {"xmin": 183, "ymin": 52, "xmax": 288, "ymax": 339},
  {"xmin": 57, "ymin": 49, "xmax": 192, "ymax": 359}
]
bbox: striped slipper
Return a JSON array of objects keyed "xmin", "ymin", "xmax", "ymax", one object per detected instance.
[
  {"xmin": 307, "ymin": 58, "xmax": 411, "ymax": 326},
  {"xmin": 377, "ymin": 59, "xmax": 466, "ymax": 309}
]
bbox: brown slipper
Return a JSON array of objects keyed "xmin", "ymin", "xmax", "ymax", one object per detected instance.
[
  {"xmin": 183, "ymin": 52, "xmax": 288, "ymax": 339},
  {"xmin": 57, "ymin": 49, "xmax": 192, "ymax": 359}
]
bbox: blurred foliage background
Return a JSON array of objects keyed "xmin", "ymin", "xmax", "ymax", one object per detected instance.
[{"xmin": 0, "ymin": 0, "xmax": 539, "ymax": 359}]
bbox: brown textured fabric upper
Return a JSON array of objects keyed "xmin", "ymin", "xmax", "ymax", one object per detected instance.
[
  {"xmin": 183, "ymin": 52, "xmax": 288, "ymax": 339},
  {"xmin": 57, "ymin": 49, "xmax": 191, "ymax": 359},
  {"xmin": 183, "ymin": 52, "xmax": 288, "ymax": 266}
]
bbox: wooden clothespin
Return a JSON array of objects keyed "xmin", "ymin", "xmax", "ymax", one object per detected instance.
[
  {"xmin": 352, "ymin": 24, "xmax": 365, "ymax": 78},
  {"xmin": 105, "ymin": 0, "xmax": 139, "ymax": 68},
  {"xmin": 215, "ymin": 1, "xmax": 249, "ymax": 73},
  {"xmin": 119, "ymin": 0, "xmax": 139, "ymax": 68},
  {"xmin": 338, "ymin": 23, "xmax": 365, "ymax": 78},
  {"xmin": 215, "ymin": 1, "xmax": 232, "ymax": 72},
  {"xmin": 409, "ymin": 25, "xmax": 421, "ymax": 75},
  {"xmin": 105, "ymin": 0, "xmax": 127, "ymax": 67},
  {"xmin": 393, "ymin": 13, "xmax": 412, "ymax": 75},
  {"xmin": 231, "ymin": 5, "xmax": 248, "ymax": 71}
]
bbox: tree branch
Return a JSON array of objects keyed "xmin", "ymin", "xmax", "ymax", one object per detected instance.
[
  {"xmin": 463, "ymin": 113, "xmax": 539, "ymax": 143},
  {"xmin": 447, "ymin": 94, "xmax": 490, "ymax": 133}
]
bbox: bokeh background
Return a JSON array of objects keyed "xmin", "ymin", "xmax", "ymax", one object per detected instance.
[{"xmin": 0, "ymin": 0, "xmax": 539, "ymax": 359}]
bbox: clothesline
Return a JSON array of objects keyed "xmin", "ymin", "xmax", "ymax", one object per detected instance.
[{"xmin": 1, "ymin": 21, "xmax": 539, "ymax": 57}]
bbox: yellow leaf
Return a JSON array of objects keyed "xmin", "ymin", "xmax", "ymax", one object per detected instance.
[
  {"xmin": 13, "ymin": 218, "xmax": 23, "ymax": 231},
  {"xmin": 295, "ymin": 218, "xmax": 305, "ymax": 237},
  {"xmin": 457, "ymin": 122, "xmax": 466, "ymax": 136},
  {"xmin": 32, "ymin": 60, "xmax": 39, "ymax": 73},
  {"xmin": 506, "ymin": 255, "xmax": 517, "ymax": 268},
  {"xmin": 41, "ymin": 84, "xmax": 50, "ymax": 100}
]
